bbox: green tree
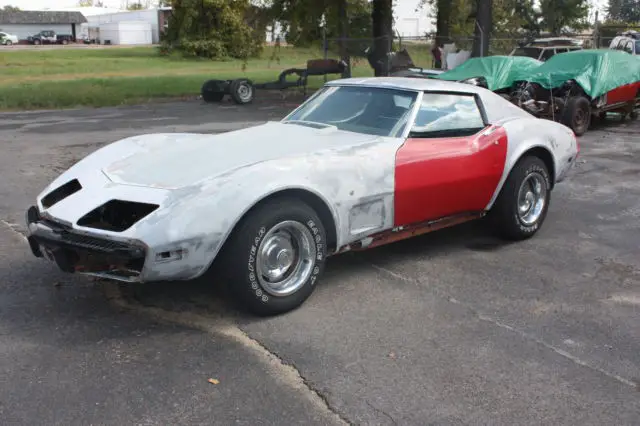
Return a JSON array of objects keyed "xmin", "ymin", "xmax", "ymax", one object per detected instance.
[
  {"xmin": 2, "ymin": 5, "xmax": 21, "ymax": 10},
  {"xmin": 161, "ymin": 0, "xmax": 265, "ymax": 60},
  {"xmin": 538, "ymin": 0, "xmax": 590, "ymax": 35},
  {"xmin": 422, "ymin": 0, "xmax": 540, "ymax": 53},
  {"xmin": 617, "ymin": 0, "xmax": 640, "ymax": 22},
  {"xmin": 267, "ymin": 0, "xmax": 372, "ymax": 48},
  {"xmin": 607, "ymin": 0, "xmax": 623, "ymax": 19}
]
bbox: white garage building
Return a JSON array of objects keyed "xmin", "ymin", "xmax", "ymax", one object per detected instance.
[
  {"xmin": 0, "ymin": 10, "xmax": 87, "ymax": 42},
  {"xmin": 97, "ymin": 21, "xmax": 153, "ymax": 45},
  {"xmin": 393, "ymin": 0, "xmax": 435, "ymax": 38},
  {"xmin": 41, "ymin": 6, "xmax": 170, "ymax": 45},
  {"xmin": 84, "ymin": 8, "xmax": 169, "ymax": 44}
]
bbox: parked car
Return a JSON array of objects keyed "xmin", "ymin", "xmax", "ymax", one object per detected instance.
[
  {"xmin": 25, "ymin": 77, "xmax": 578, "ymax": 316},
  {"xmin": 0, "ymin": 31, "xmax": 19, "ymax": 46},
  {"xmin": 609, "ymin": 30, "xmax": 640, "ymax": 55},
  {"xmin": 27, "ymin": 30, "xmax": 75, "ymax": 45},
  {"xmin": 432, "ymin": 55, "xmax": 543, "ymax": 97},
  {"xmin": 505, "ymin": 49, "xmax": 640, "ymax": 135},
  {"xmin": 510, "ymin": 37, "xmax": 582, "ymax": 61}
]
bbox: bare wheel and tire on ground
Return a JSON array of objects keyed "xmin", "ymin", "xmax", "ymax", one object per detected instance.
[
  {"xmin": 219, "ymin": 197, "xmax": 327, "ymax": 316},
  {"xmin": 229, "ymin": 79, "xmax": 254, "ymax": 104}
]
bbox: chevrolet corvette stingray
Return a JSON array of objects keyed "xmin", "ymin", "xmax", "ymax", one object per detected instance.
[{"xmin": 25, "ymin": 77, "xmax": 579, "ymax": 315}]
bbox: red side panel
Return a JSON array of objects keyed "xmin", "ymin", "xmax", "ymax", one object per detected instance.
[
  {"xmin": 393, "ymin": 126, "xmax": 508, "ymax": 227},
  {"xmin": 606, "ymin": 82, "xmax": 640, "ymax": 105}
]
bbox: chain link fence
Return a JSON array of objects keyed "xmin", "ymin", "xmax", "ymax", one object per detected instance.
[{"xmin": 318, "ymin": 29, "xmax": 623, "ymax": 76}]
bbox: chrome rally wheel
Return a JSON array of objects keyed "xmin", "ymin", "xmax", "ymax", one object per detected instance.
[
  {"xmin": 490, "ymin": 155, "xmax": 551, "ymax": 240},
  {"xmin": 256, "ymin": 220, "xmax": 316, "ymax": 297},
  {"xmin": 222, "ymin": 197, "xmax": 327, "ymax": 316}
]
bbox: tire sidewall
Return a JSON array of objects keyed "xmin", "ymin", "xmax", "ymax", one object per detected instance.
[
  {"xmin": 569, "ymin": 97, "xmax": 591, "ymax": 136},
  {"xmin": 230, "ymin": 79, "xmax": 254, "ymax": 104},
  {"xmin": 510, "ymin": 159, "xmax": 551, "ymax": 236},
  {"xmin": 230, "ymin": 202, "xmax": 326, "ymax": 314}
]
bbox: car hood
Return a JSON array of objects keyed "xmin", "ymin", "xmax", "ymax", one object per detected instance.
[{"xmin": 101, "ymin": 121, "xmax": 382, "ymax": 189}]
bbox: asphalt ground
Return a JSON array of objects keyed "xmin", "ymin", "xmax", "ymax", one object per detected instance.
[{"xmin": 1, "ymin": 98, "xmax": 639, "ymax": 425}]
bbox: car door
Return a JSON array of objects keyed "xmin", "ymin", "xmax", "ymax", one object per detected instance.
[{"xmin": 393, "ymin": 91, "xmax": 507, "ymax": 226}]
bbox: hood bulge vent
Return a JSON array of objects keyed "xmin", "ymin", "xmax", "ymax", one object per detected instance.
[
  {"xmin": 77, "ymin": 200, "xmax": 159, "ymax": 232},
  {"xmin": 41, "ymin": 179, "xmax": 82, "ymax": 208}
]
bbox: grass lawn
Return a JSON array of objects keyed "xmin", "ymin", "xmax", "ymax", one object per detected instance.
[{"xmin": 0, "ymin": 43, "xmax": 433, "ymax": 111}]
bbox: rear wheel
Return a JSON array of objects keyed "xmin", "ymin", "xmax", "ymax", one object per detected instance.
[
  {"xmin": 221, "ymin": 197, "xmax": 327, "ymax": 316},
  {"xmin": 489, "ymin": 156, "xmax": 551, "ymax": 240},
  {"xmin": 561, "ymin": 96, "xmax": 591, "ymax": 136}
]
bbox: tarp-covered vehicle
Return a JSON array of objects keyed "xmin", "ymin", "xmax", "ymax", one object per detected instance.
[
  {"xmin": 433, "ymin": 55, "xmax": 543, "ymax": 96},
  {"xmin": 505, "ymin": 49, "xmax": 640, "ymax": 135}
]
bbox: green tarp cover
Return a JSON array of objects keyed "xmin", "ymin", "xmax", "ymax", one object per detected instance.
[
  {"xmin": 522, "ymin": 49, "xmax": 640, "ymax": 99},
  {"xmin": 434, "ymin": 55, "xmax": 543, "ymax": 91}
]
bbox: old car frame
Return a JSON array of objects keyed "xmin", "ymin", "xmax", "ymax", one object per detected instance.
[
  {"xmin": 503, "ymin": 49, "xmax": 640, "ymax": 136},
  {"xmin": 200, "ymin": 58, "xmax": 347, "ymax": 105}
]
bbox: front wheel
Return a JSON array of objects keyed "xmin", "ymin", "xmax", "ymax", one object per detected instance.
[
  {"xmin": 489, "ymin": 156, "xmax": 551, "ymax": 240},
  {"xmin": 221, "ymin": 197, "xmax": 327, "ymax": 316}
]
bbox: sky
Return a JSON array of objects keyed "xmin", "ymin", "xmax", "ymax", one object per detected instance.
[{"xmin": 1, "ymin": 0, "xmax": 135, "ymax": 9}]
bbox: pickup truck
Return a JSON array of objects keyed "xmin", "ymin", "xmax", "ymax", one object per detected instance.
[{"xmin": 27, "ymin": 30, "xmax": 75, "ymax": 45}]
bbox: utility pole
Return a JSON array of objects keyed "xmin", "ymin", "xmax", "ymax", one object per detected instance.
[{"xmin": 472, "ymin": 0, "xmax": 492, "ymax": 57}]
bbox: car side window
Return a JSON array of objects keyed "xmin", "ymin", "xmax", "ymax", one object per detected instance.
[
  {"xmin": 409, "ymin": 93, "xmax": 487, "ymax": 138},
  {"xmin": 611, "ymin": 38, "xmax": 621, "ymax": 49},
  {"xmin": 624, "ymin": 41, "xmax": 633, "ymax": 53},
  {"xmin": 541, "ymin": 49, "xmax": 555, "ymax": 60}
]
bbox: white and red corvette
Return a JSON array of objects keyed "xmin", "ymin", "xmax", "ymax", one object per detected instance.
[{"xmin": 26, "ymin": 77, "xmax": 578, "ymax": 315}]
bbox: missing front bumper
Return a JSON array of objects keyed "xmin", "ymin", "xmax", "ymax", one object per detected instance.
[{"xmin": 25, "ymin": 205, "xmax": 147, "ymax": 282}]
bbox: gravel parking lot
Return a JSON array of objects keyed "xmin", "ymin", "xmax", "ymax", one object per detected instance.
[{"xmin": 1, "ymin": 99, "xmax": 639, "ymax": 425}]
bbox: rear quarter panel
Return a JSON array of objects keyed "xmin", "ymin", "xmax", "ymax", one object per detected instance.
[
  {"xmin": 606, "ymin": 81, "xmax": 640, "ymax": 105},
  {"xmin": 485, "ymin": 117, "xmax": 578, "ymax": 209}
]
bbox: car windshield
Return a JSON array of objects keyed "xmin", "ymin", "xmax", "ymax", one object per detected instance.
[
  {"xmin": 283, "ymin": 85, "xmax": 419, "ymax": 137},
  {"xmin": 512, "ymin": 47, "xmax": 542, "ymax": 59}
]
